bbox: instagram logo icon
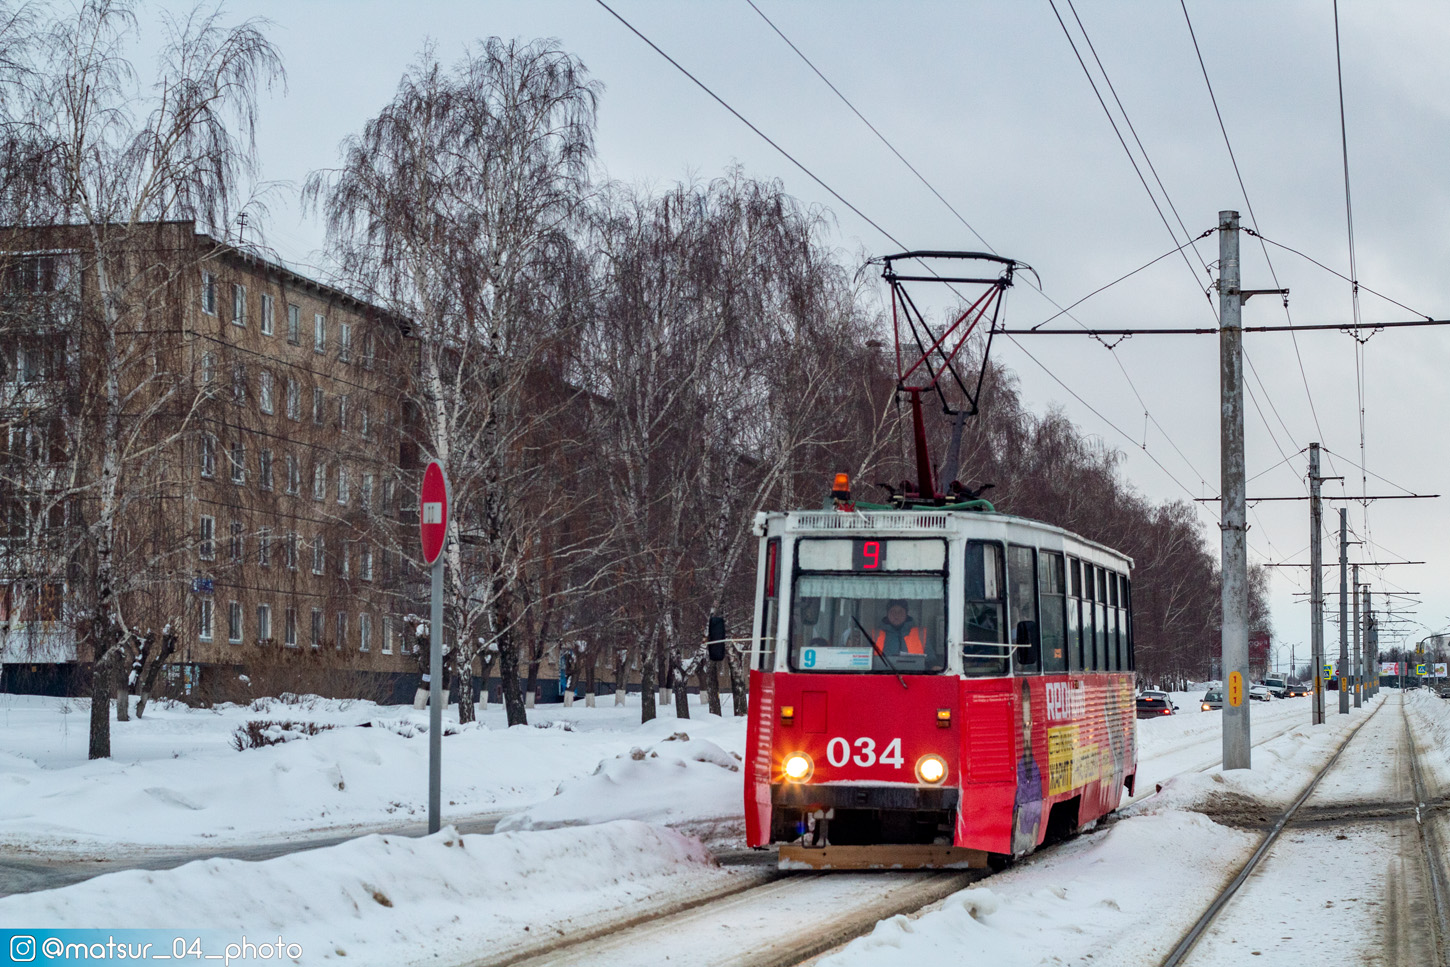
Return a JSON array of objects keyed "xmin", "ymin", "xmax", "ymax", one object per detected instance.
[{"xmin": 9, "ymin": 935, "xmax": 37, "ymax": 961}]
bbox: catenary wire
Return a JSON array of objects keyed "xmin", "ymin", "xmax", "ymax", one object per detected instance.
[
  {"xmin": 605, "ymin": 1, "xmax": 1282, "ymax": 559},
  {"xmin": 744, "ymin": 0, "xmax": 1217, "ymax": 495}
]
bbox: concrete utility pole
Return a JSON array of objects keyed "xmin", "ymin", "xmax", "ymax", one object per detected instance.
[
  {"xmin": 1352, "ymin": 565, "xmax": 1362, "ymax": 708},
  {"xmin": 1309, "ymin": 443, "xmax": 1326, "ymax": 724},
  {"xmin": 1338, "ymin": 509, "xmax": 1350, "ymax": 714},
  {"xmin": 1219, "ymin": 210, "xmax": 1251, "ymax": 769}
]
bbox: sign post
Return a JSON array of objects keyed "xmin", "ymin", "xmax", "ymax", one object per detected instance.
[{"xmin": 420, "ymin": 461, "xmax": 450, "ymax": 835}]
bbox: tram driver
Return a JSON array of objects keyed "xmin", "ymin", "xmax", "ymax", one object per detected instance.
[{"xmin": 873, "ymin": 599, "xmax": 926, "ymax": 658}]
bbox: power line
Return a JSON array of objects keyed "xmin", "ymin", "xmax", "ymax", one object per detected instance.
[{"xmin": 742, "ymin": 0, "xmax": 1216, "ymax": 495}]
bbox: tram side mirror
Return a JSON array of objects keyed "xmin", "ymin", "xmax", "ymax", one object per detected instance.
[
  {"xmin": 1015, "ymin": 620, "xmax": 1040, "ymax": 667},
  {"xmin": 707, "ymin": 615, "xmax": 727, "ymax": 662}
]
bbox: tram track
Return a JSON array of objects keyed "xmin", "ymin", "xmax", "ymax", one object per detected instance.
[
  {"xmin": 1158, "ymin": 693, "xmax": 1450, "ymax": 967},
  {"xmin": 449, "ymin": 704, "xmax": 1326, "ymax": 967}
]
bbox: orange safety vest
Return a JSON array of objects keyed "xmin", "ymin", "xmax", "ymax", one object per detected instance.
[{"xmin": 875, "ymin": 626, "xmax": 925, "ymax": 656}]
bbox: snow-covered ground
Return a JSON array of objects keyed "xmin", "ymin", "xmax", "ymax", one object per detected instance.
[
  {"xmin": 0, "ymin": 692, "xmax": 747, "ymax": 854},
  {"xmin": 5, "ymin": 687, "xmax": 1436, "ymax": 967}
]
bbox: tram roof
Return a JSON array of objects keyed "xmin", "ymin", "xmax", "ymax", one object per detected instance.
[{"xmin": 756, "ymin": 508, "xmax": 1134, "ymax": 569}]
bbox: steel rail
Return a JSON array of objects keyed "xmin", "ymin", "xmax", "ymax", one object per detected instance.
[
  {"xmin": 1402, "ymin": 699, "xmax": 1450, "ymax": 966},
  {"xmin": 1158, "ymin": 697, "xmax": 1386, "ymax": 967}
]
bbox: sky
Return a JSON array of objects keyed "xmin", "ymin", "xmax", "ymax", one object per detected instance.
[{"xmin": 142, "ymin": 0, "xmax": 1450, "ymax": 669}]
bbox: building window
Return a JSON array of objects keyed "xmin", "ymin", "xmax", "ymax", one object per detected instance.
[
  {"xmin": 284, "ymin": 607, "xmax": 297, "ymax": 647},
  {"xmin": 287, "ymin": 304, "xmax": 301, "ymax": 344},
  {"xmin": 201, "ymin": 271, "xmax": 217, "ymax": 315},
  {"xmin": 200, "ymin": 433, "xmax": 216, "ymax": 478},
  {"xmin": 335, "ymin": 612, "xmax": 347, "ymax": 650},
  {"xmin": 311, "ymin": 608, "xmax": 323, "ymax": 648},
  {"xmin": 259, "ymin": 370, "xmax": 274, "ymax": 414},
  {"xmin": 229, "ymin": 442, "xmax": 245, "ymax": 484},
  {"xmin": 361, "ymin": 544, "xmax": 373, "ymax": 581},
  {"xmin": 338, "ymin": 540, "xmax": 349, "ymax": 577},
  {"xmin": 198, "ymin": 515, "xmax": 215, "ymax": 560},
  {"xmin": 339, "ymin": 322, "xmax": 352, "ymax": 362},
  {"xmin": 361, "ymin": 473, "xmax": 374, "ymax": 512},
  {"xmin": 382, "ymin": 617, "xmax": 394, "ymax": 655},
  {"xmin": 285, "ymin": 453, "xmax": 299, "ymax": 494},
  {"xmin": 259, "ymin": 449, "xmax": 273, "ymax": 491},
  {"xmin": 285, "ymin": 531, "xmax": 297, "ymax": 570},
  {"xmin": 229, "ymin": 521, "xmax": 243, "ymax": 562},
  {"xmin": 231, "ymin": 284, "xmax": 246, "ymax": 327},
  {"xmin": 312, "ymin": 387, "xmax": 324, "ymax": 425},
  {"xmin": 312, "ymin": 535, "xmax": 324, "ymax": 574},
  {"xmin": 258, "ymin": 528, "xmax": 271, "ymax": 567},
  {"xmin": 337, "ymin": 395, "xmax": 348, "ymax": 432},
  {"xmin": 232, "ymin": 363, "xmax": 245, "ymax": 405},
  {"xmin": 200, "ymin": 352, "xmax": 216, "ymax": 386},
  {"xmin": 257, "ymin": 603, "xmax": 271, "ymax": 643},
  {"xmin": 199, "ymin": 598, "xmax": 213, "ymax": 640},
  {"xmin": 261, "ymin": 294, "xmax": 275, "ymax": 336},
  {"xmin": 364, "ymin": 332, "xmax": 376, "ymax": 370},
  {"xmin": 359, "ymin": 613, "xmax": 371, "ymax": 652},
  {"xmin": 312, "ymin": 462, "xmax": 326, "ymax": 501},
  {"xmin": 337, "ymin": 466, "xmax": 349, "ymax": 505},
  {"xmin": 360, "ymin": 406, "xmax": 371, "ymax": 439},
  {"xmin": 228, "ymin": 600, "xmax": 242, "ymax": 643},
  {"xmin": 313, "ymin": 313, "xmax": 326, "ymax": 353},
  {"xmin": 286, "ymin": 378, "xmax": 300, "ymax": 420}
]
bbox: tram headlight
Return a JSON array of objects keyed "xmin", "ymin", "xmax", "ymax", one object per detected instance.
[
  {"xmin": 782, "ymin": 753, "xmax": 814, "ymax": 782},
  {"xmin": 915, "ymin": 754, "xmax": 948, "ymax": 785}
]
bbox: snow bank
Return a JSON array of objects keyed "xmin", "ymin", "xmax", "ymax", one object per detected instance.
[
  {"xmin": 0, "ymin": 821, "xmax": 729, "ymax": 966},
  {"xmin": 497, "ymin": 731, "xmax": 744, "ymax": 839},
  {"xmin": 1404, "ymin": 688, "xmax": 1450, "ymax": 788}
]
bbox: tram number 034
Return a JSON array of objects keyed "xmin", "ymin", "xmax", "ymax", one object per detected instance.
[{"xmin": 826, "ymin": 736, "xmax": 904, "ymax": 768}]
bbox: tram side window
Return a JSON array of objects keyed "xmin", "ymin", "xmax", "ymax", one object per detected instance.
[
  {"xmin": 1039, "ymin": 551, "xmax": 1067, "ymax": 674},
  {"xmin": 1106, "ymin": 570, "xmax": 1120, "ymax": 671},
  {"xmin": 1083, "ymin": 566, "xmax": 1099, "ymax": 671},
  {"xmin": 1121, "ymin": 575, "xmax": 1134, "ymax": 670},
  {"xmin": 1067, "ymin": 558, "xmax": 1083, "ymax": 673},
  {"xmin": 1007, "ymin": 544, "xmax": 1039, "ymax": 675},
  {"xmin": 963, "ymin": 540, "xmax": 1008, "ymax": 677},
  {"xmin": 757, "ymin": 538, "xmax": 780, "ymax": 671},
  {"xmin": 1095, "ymin": 567, "xmax": 1109, "ymax": 672}
]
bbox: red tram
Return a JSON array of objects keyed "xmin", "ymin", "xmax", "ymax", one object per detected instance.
[
  {"xmin": 742, "ymin": 503, "xmax": 1138, "ymax": 868},
  {"xmin": 739, "ymin": 250, "xmax": 1136, "ymax": 869}
]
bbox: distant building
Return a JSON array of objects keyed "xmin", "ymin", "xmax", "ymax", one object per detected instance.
[{"xmin": 0, "ymin": 222, "xmax": 418, "ymax": 698}]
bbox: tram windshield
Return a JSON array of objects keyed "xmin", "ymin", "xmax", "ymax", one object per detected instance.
[{"xmin": 788, "ymin": 574, "xmax": 947, "ymax": 674}]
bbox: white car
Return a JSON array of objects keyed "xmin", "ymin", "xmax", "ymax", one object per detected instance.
[{"xmin": 1249, "ymin": 683, "xmax": 1272, "ymax": 702}]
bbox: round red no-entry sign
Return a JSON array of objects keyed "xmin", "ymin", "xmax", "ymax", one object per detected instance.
[{"xmin": 420, "ymin": 461, "xmax": 450, "ymax": 565}]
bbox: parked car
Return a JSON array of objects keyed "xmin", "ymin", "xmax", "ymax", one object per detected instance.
[
  {"xmin": 1136, "ymin": 691, "xmax": 1177, "ymax": 718},
  {"xmin": 1437, "ymin": 683, "xmax": 1450, "ymax": 700},
  {"xmin": 1259, "ymin": 678, "xmax": 1287, "ymax": 698},
  {"xmin": 1250, "ymin": 683, "xmax": 1272, "ymax": 702},
  {"xmin": 1201, "ymin": 689, "xmax": 1223, "ymax": 711}
]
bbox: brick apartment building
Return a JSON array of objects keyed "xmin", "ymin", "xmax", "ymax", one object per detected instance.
[{"xmin": 0, "ymin": 222, "xmax": 421, "ymax": 698}]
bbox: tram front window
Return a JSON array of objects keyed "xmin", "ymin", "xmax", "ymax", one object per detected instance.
[{"xmin": 789, "ymin": 575, "xmax": 946, "ymax": 674}]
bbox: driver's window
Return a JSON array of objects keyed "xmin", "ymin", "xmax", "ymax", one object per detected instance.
[{"xmin": 963, "ymin": 540, "xmax": 1007, "ymax": 677}]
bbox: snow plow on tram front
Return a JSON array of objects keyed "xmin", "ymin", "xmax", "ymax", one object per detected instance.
[{"xmin": 732, "ymin": 252, "xmax": 1137, "ymax": 870}]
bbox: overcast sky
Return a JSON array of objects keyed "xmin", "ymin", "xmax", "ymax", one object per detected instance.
[{"xmin": 169, "ymin": 0, "xmax": 1450, "ymax": 669}]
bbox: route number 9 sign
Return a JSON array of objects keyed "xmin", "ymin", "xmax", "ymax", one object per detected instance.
[
  {"xmin": 852, "ymin": 539, "xmax": 886, "ymax": 570},
  {"xmin": 1227, "ymin": 671, "xmax": 1244, "ymax": 707}
]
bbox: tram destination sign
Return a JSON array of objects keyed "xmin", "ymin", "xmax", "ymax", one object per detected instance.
[{"xmin": 796, "ymin": 538, "xmax": 946, "ymax": 572}]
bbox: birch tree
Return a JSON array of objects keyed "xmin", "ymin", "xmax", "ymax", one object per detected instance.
[{"xmin": 308, "ymin": 38, "xmax": 600, "ymax": 726}]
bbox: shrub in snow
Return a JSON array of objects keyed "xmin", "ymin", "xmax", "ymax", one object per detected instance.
[{"xmin": 230, "ymin": 719, "xmax": 337, "ymax": 751}]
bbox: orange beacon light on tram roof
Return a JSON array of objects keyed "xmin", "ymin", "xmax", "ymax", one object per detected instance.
[{"xmin": 831, "ymin": 473, "xmax": 851, "ymax": 502}]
